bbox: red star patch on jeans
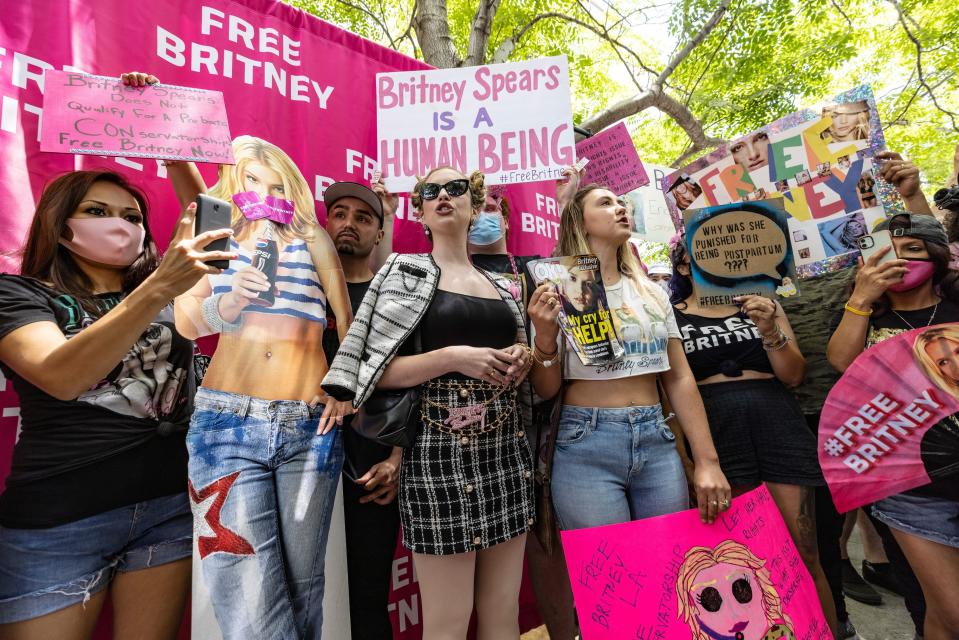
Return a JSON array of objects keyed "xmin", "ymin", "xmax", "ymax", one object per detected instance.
[{"xmin": 189, "ymin": 471, "xmax": 255, "ymax": 559}]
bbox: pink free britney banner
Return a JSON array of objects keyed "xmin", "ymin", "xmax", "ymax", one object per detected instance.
[
  {"xmin": 561, "ymin": 486, "xmax": 830, "ymax": 640},
  {"xmin": 0, "ymin": 0, "xmax": 552, "ymax": 637}
]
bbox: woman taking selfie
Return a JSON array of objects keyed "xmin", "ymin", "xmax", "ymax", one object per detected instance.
[{"xmin": 0, "ymin": 168, "xmax": 232, "ymax": 638}]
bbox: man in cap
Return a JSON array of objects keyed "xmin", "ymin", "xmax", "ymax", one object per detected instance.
[{"xmin": 322, "ymin": 179, "xmax": 401, "ymax": 640}]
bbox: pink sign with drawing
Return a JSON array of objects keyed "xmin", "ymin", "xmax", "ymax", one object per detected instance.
[
  {"xmin": 40, "ymin": 70, "xmax": 234, "ymax": 163},
  {"xmin": 561, "ymin": 485, "xmax": 829, "ymax": 640}
]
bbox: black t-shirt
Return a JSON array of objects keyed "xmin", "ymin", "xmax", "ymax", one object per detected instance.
[
  {"xmin": 0, "ymin": 275, "xmax": 194, "ymax": 528},
  {"xmin": 470, "ymin": 253, "xmax": 539, "ymax": 309},
  {"xmin": 828, "ymin": 299, "xmax": 959, "ymax": 500},
  {"xmin": 674, "ymin": 308, "xmax": 775, "ymax": 381},
  {"xmin": 324, "ymin": 279, "xmax": 393, "ymax": 481}
]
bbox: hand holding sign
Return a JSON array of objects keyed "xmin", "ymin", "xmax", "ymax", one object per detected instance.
[
  {"xmin": 41, "ymin": 70, "xmax": 235, "ymax": 164},
  {"xmin": 684, "ymin": 199, "xmax": 799, "ymax": 306}
]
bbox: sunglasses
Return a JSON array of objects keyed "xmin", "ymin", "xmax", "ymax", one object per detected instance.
[{"xmin": 419, "ymin": 179, "xmax": 470, "ymax": 200}]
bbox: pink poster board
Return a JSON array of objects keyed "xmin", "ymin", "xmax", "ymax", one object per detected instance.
[
  {"xmin": 561, "ymin": 485, "xmax": 829, "ymax": 640},
  {"xmin": 819, "ymin": 323, "xmax": 959, "ymax": 512},
  {"xmin": 40, "ymin": 70, "xmax": 234, "ymax": 163},
  {"xmin": 575, "ymin": 121, "xmax": 649, "ymax": 195}
]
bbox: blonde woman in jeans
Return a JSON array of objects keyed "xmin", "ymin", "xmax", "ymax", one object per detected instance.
[{"xmin": 528, "ymin": 184, "xmax": 730, "ymax": 530}]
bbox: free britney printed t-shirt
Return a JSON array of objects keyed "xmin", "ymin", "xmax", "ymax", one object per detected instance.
[{"xmin": 562, "ymin": 276, "xmax": 681, "ymax": 380}]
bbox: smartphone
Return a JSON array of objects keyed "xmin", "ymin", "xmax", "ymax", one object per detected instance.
[
  {"xmin": 857, "ymin": 230, "xmax": 897, "ymax": 266},
  {"xmin": 194, "ymin": 194, "xmax": 233, "ymax": 270}
]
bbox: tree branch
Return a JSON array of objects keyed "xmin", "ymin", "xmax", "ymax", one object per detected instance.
[
  {"xmin": 413, "ymin": 0, "xmax": 460, "ymax": 68},
  {"xmin": 887, "ymin": 0, "xmax": 959, "ymax": 132},
  {"xmin": 655, "ymin": 0, "xmax": 731, "ymax": 89},
  {"xmin": 335, "ymin": 0, "xmax": 398, "ymax": 49},
  {"xmin": 464, "ymin": 0, "xmax": 501, "ymax": 66}
]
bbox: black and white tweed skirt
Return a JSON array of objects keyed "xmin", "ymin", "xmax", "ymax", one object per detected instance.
[{"xmin": 399, "ymin": 379, "xmax": 535, "ymax": 555}]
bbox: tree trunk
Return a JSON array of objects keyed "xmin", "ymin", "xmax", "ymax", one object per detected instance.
[{"xmin": 413, "ymin": 0, "xmax": 460, "ymax": 68}]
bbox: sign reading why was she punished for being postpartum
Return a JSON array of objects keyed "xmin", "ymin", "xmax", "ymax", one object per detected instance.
[
  {"xmin": 376, "ymin": 56, "xmax": 575, "ymax": 192},
  {"xmin": 684, "ymin": 198, "xmax": 800, "ymax": 306},
  {"xmin": 40, "ymin": 70, "xmax": 234, "ymax": 164}
]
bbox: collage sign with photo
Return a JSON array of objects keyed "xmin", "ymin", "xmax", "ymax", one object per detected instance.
[{"xmin": 663, "ymin": 86, "xmax": 904, "ymax": 279}]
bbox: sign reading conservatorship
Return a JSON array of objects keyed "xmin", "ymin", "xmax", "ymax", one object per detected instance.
[
  {"xmin": 40, "ymin": 70, "xmax": 234, "ymax": 163},
  {"xmin": 376, "ymin": 56, "xmax": 575, "ymax": 192}
]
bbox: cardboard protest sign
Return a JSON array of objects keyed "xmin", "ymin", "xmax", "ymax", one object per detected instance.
[
  {"xmin": 819, "ymin": 324, "xmax": 959, "ymax": 512},
  {"xmin": 684, "ymin": 199, "xmax": 799, "ymax": 306},
  {"xmin": 376, "ymin": 56, "xmax": 575, "ymax": 192},
  {"xmin": 663, "ymin": 86, "xmax": 903, "ymax": 279},
  {"xmin": 625, "ymin": 163, "xmax": 675, "ymax": 244},
  {"xmin": 574, "ymin": 122, "xmax": 649, "ymax": 195},
  {"xmin": 561, "ymin": 485, "xmax": 829, "ymax": 640},
  {"xmin": 40, "ymin": 71, "xmax": 233, "ymax": 163}
]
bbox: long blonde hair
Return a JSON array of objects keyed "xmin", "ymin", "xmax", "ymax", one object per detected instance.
[
  {"xmin": 676, "ymin": 540, "xmax": 792, "ymax": 640},
  {"xmin": 556, "ymin": 184, "xmax": 667, "ymax": 314},
  {"xmin": 913, "ymin": 326, "xmax": 959, "ymax": 400},
  {"xmin": 209, "ymin": 135, "xmax": 316, "ymax": 243}
]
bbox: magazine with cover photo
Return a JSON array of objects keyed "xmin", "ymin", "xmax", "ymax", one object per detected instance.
[{"xmin": 528, "ymin": 254, "xmax": 625, "ymax": 365}]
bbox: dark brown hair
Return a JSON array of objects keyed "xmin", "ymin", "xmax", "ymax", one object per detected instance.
[{"xmin": 20, "ymin": 171, "xmax": 160, "ymax": 314}]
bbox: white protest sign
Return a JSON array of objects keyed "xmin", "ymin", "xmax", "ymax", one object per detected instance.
[{"xmin": 376, "ymin": 56, "xmax": 575, "ymax": 192}]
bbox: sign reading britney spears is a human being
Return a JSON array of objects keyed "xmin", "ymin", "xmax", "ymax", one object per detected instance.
[
  {"xmin": 562, "ymin": 486, "xmax": 830, "ymax": 640},
  {"xmin": 376, "ymin": 56, "xmax": 575, "ymax": 192},
  {"xmin": 40, "ymin": 70, "xmax": 234, "ymax": 163}
]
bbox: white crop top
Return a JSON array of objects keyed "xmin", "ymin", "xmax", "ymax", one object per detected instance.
[{"xmin": 560, "ymin": 276, "xmax": 681, "ymax": 380}]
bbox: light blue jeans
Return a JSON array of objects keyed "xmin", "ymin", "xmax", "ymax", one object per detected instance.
[
  {"xmin": 187, "ymin": 388, "xmax": 343, "ymax": 640},
  {"xmin": 551, "ymin": 404, "xmax": 689, "ymax": 530}
]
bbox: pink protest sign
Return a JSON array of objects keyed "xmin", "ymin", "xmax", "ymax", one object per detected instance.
[
  {"xmin": 575, "ymin": 122, "xmax": 649, "ymax": 195},
  {"xmin": 561, "ymin": 486, "xmax": 829, "ymax": 640},
  {"xmin": 819, "ymin": 323, "xmax": 959, "ymax": 512},
  {"xmin": 40, "ymin": 71, "xmax": 234, "ymax": 163}
]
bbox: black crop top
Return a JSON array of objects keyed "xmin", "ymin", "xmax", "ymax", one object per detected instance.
[
  {"xmin": 420, "ymin": 289, "xmax": 515, "ymax": 351},
  {"xmin": 674, "ymin": 307, "xmax": 775, "ymax": 381}
]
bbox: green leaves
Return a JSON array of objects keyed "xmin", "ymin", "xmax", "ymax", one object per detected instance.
[{"xmin": 289, "ymin": 0, "xmax": 959, "ymax": 185}]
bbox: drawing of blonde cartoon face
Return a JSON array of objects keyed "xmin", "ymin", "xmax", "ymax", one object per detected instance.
[{"xmin": 677, "ymin": 541, "xmax": 794, "ymax": 640}]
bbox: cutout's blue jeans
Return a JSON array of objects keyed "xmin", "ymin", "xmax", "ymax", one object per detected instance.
[{"xmin": 187, "ymin": 388, "xmax": 343, "ymax": 639}]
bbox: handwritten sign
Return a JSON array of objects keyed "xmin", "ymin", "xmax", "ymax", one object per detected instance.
[
  {"xmin": 561, "ymin": 485, "xmax": 830, "ymax": 640},
  {"xmin": 575, "ymin": 122, "xmax": 649, "ymax": 195},
  {"xmin": 626, "ymin": 163, "xmax": 675, "ymax": 244},
  {"xmin": 820, "ymin": 323, "xmax": 959, "ymax": 512},
  {"xmin": 40, "ymin": 70, "xmax": 234, "ymax": 164},
  {"xmin": 684, "ymin": 199, "xmax": 799, "ymax": 305},
  {"xmin": 376, "ymin": 56, "xmax": 575, "ymax": 192},
  {"xmin": 663, "ymin": 86, "xmax": 903, "ymax": 278}
]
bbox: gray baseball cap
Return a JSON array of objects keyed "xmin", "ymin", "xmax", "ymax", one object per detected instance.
[
  {"xmin": 324, "ymin": 182, "xmax": 383, "ymax": 226},
  {"xmin": 873, "ymin": 213, "xmax": 947, "ymax": 247}
]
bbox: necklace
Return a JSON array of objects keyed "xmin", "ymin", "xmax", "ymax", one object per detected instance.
[{"xmin": 891, "ymin": 303, "xmax": 939, "ymax": 330}]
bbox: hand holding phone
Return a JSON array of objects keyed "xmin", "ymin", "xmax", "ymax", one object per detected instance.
[
  {"xmin": 194, "ymin": 194, "xmax": 234, "ymax": 270},
  {"xmin": 857, "ymin": 230, "xmax": 897, "ymax": 267}
]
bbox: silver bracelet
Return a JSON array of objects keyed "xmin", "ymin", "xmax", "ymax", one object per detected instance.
[{"xmin": 201, "ymin": 293, "xmax": 242, "ymax": 333}]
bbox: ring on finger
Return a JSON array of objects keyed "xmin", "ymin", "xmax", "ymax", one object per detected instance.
[{"xmin": 720, "ymin": 497, "xmax": 730, "ymax": 509}]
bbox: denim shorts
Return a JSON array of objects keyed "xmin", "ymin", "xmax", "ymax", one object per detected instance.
[
  {"xmin": 871, "ymin": 492, "xmax": 959, "ymax": 549},
  {"xmin": 0, "ymin": 493, "xmax": 192, "ymax": 623}
]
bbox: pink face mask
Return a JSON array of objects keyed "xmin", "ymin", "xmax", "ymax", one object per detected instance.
[
  {"xmin": 59, "ymin": 217, "xmax": 146, "ymax": 267},
  {"xmin": 887, "ymin": 259, "xmax": 935, "ymax": 292}
]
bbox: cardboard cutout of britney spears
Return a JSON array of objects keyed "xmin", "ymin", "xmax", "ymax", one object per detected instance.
[{"xmin": 173, "ymin": 135, "xmax": 352, "ymax": 638}]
